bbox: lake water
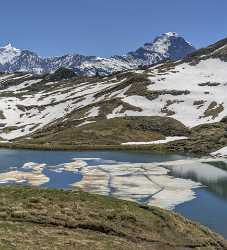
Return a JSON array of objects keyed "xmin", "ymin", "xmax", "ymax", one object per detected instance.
[{"xmin": 0, "ymin": 148, "xmax": 227, "ymax": 238}]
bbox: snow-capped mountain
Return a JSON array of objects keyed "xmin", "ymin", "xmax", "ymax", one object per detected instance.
[
  {"xmin": 0, "ymin": 43, "xmax": 21, "ymax": 64},
  {"xmin": 0, "ymin": 32, "xmax": 195, "ymax": 76},
  {"xmin": 126, "ymin": 32, "xmax": 195, "ymax": 66}
]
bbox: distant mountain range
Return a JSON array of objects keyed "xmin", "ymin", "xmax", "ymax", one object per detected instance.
[{"xmin": 0, "ymin": 32, "xmax": 195, "ymax": 76}]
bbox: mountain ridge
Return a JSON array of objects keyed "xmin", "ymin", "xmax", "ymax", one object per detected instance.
[{"xmin": 0, "ymin": 32, "xmax": 195, "ymax": 76}]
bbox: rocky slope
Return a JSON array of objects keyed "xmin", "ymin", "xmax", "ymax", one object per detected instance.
[
  {"xmin": 0, "ymin": 32, "xmax": 195, "ymax": 76},
  {"xmin": 0, "ymin": 37, "xmax": 227, "ymax": 154},
  {"xmin": 0, "ymin": 186, "xmax": 225, "ymax": 250}
]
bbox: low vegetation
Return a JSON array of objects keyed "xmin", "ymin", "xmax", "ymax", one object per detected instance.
[
  {"xmin": 0, "ymin": 186, "xmax": 225, "ymax": 250},
  {"xmin": 14, "ymin": 116, "xmax": 189, "ymax": 148}
]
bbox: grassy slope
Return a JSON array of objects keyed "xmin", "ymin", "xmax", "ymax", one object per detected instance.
[
  {"xmin": 167, "ymin": 120, "xmax": 227, "ymax": 155},
  {"xmin": 5, "ymin": 116, "xmax": 187, "ymax": 152},
  {"xmin": 0, "ymin": 186, "xmax": 225, "ymax": 250},
  {"xmin": 1, "ymin": 116, "xmax": 225, "ymax": 156}
]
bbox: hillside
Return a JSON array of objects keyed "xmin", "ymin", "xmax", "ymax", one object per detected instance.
[
  {"xmin": 0, "ymin": 37, "xmax": 227, "ymax": 154},
  {"xmin": 0, "ymin": 186, "xmax": 225, "ymax": 250}
]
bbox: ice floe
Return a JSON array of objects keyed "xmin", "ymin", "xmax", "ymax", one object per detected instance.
[
  {"xmin": 0, "ymin": 170, "xmax": 49, "ymax": 186},
  {"xmin": 72, "ymin": 162, "xmax": 201, "ymax": 210},
  {"xmin": 0, "ymin": 156, "xmax": 227, "ymax": 210},
  {"xmin": 63, "ymin": 159, "xmax": 88, "ymax": 172}
]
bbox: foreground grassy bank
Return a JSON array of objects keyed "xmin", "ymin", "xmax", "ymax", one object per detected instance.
[{"xmin": 0, "ymin": 186, "xmax": 226, "ymax": 250}]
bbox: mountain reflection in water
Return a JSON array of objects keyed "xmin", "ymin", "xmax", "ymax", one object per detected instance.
[{"xmin": 167, "ymin": 160, "xmax": 227, "ymax": 199}]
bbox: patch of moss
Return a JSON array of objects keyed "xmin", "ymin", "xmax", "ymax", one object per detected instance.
[{"xmin": 203, "ymin": 102, "xmax": 224, "ymax": 119}]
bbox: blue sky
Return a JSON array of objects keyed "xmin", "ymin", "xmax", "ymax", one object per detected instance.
[{"xmin": 1, "ymin": 0, "xmax": 227, "ymax": 57}]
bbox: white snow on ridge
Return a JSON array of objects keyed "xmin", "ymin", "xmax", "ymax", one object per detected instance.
[
  {"xmin": 211, "ymin": 146, "xmax": 227, "ymax": 157},
  {"xmin": 0, "ymin": 43, "xmax": 21, "ymax": 64},
  {"xmin": 77, "ymin": 120, "xmax": 96, "ymax": 127},
  {"xmin": 79, "ymin": 57, "xmax": 136, "ymax": 76},
  {"xmin": 146, "ymin": 33, "xmax": 173, "ymax": 55}
]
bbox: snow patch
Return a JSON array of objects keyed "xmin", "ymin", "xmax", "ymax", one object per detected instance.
[{"xmin": 122, "ymin": 136, "xmax": 188, "ymax": 145}]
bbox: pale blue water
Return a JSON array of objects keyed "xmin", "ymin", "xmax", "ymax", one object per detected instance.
[
  {"xmin": 0, "ymin": 149, "xmax": 184, "ymax": 188},
  {"xmin": 0, "ymin": 148, "xmax": 227, "ymax": 238},
  {"xmin": 0, "ymin": 149, "xmax": 184, "ymax": 171}
]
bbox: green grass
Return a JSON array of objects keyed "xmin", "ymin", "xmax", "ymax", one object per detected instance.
[
  {"xmin": 0, "ymin": 185, "xmax": 224, "ymax": 249},
  {"xmin": 12, "ymin": 116, "xmax": 189, "ymax": 151}
]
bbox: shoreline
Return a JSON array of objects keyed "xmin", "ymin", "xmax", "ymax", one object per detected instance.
[{"xmin": 0, "ymin": 141, "xmax": 202, "ymax": 157}]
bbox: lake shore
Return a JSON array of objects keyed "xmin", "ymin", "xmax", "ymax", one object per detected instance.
[{"xmin": 0, "ymin": 141, "xmax": 201, "ymax": 158}]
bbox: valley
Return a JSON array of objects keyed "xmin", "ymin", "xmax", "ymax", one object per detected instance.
[{"xmin": 1, "ymin": 0, "xmax": 227, "ymax": 248}]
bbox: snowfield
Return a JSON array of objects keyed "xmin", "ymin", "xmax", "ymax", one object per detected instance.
[{"xmin": 109, "ymin": 58, "xmax": 227, "ymax": 127}]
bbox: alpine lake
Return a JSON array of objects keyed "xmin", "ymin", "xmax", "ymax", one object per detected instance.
[{"xmin": 0, "ymin": 149, "xmax": 226, "ymax": 238}]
